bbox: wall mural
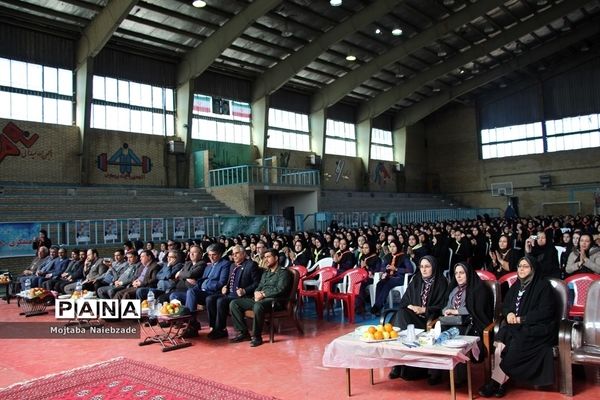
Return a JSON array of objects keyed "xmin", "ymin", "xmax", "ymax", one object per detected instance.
[
  {"xmin": 323, "ymin": 159, "xmax": 351, "ymax": 183},
  {"xmin": 372, "ymin": 161, "xmax": 392, "ymax": 186},
  {"xmin": 0, "ymin": 121, "xmax": 45, "ymax": 163},
  {"xmin": 96, "ymin": 143, "xmax": 152, "ymax": 180},
  {"xmin": 279, "ymin": 151, "xmax": 291, "ymax": 168},
  {"xmin": 191, "ymin": 139, "xmax": 253, "ymax": 169}
]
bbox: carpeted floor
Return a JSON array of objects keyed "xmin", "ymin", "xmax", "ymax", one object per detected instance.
[{"xmin": 0, "ymin": 357, "xmax": 278, "ymax": 400}]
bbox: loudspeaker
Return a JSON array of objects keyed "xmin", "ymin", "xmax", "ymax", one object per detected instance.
[
  {"xmin": 539, "ymin": 174, "xmax": 552, "ymax": 187},
  {"xmin": 283, "ymin": 206, "xmax": 295, "ymax": 231}
]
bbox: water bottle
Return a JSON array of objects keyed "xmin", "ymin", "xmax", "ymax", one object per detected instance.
[
  {"xmin": 147, "ymin": 290, "xmax": 155, "ymax": 318},
  {"xmin": 435, "ymin": 326, "xmax": 460, "ymax": 345},
  {"xmin": 24, "ymin": 278, "xmax": 31, "ymax": 292},
  {"xmin": 75, "ymin": 280, "xmax": 83, "ymax": 297}
]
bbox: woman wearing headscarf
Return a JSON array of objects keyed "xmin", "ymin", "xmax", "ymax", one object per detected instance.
[
  {"xmin": 332, "ymin": 238, "xmax": 355, "ymax": 272},
  {"xmin": 489, "ymin": 234, "xmax": 521, "ymax": 278},
  {"xmin": 525, "ymin": 231, "xmax": 560, "ymax": 279},
  {"xmin": 358, "ymin": 240, "xmax": 382, "ymax": 305},
  {"xmin": 565, "ymin": 232, "xmax": 600, "ymax": 275},
  {"xmin": 370, "ymin": 240, "xmax": 413, "ymax": 316},
  {"xmin": 479, "ymin": 256, "xmax": 557, "ymax": 398},
  {"xmin": 291, "ymin": 239, "xmax": 312, "ymax": 267},
  {"xmin": 388, "ymin": 255, "xmax": 448, "ymax": 381},
  {"xmin": 312, "ymin": 236, "xmax": 329, "ymax": 262}
]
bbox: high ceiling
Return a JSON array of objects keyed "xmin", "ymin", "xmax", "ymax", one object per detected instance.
[{"xmin": 1, "ymin": 0, "xmax": 599, "ymax": 125}]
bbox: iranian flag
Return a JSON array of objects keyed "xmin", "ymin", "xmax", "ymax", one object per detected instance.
[
  {"xmin": 193, "ymin": 94, "xmax": 211, "ymax": 114},
  {"xmin": 231, "ymin": 101, "xmax": 251, "ymax": 119}
]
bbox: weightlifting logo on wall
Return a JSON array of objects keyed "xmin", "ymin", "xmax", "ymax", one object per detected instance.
[
  {"xmin": 97, "ymin": 143, "xmax": 152, "ymax": 180},
  {"xmin": 0, "ymin": 122, "xmax": 52, "ymax": 163}
]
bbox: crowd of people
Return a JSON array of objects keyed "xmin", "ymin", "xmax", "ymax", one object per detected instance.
[{"xmin": 14, "ymin": 213, "xmax": 600, "ymax": 387}]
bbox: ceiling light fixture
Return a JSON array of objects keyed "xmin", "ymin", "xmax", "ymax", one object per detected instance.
[
  {"xmin": 499, "ymin": 82, "xmax": 507, "ymax": 88},
  {"xmin": 536, "ymin": 0, "xmax": 548, "ymax": 5},
  {"xmin": 192, "ymin": 0, "xmax": 206, "ymax": 8},
  {"xmin": 437, "ymin": 49, "xmax": 447, "ymax": 57},
  {"xmin": 346, "ymin": 55, "xmax": 356, "ymax": 61},
  {"xmin": 375, "ymin": 28, "xmax": 382, "ymax": 35},
  {"xmin": 443, "ymin": 0, "xmax": 455, "ymax": 5},
  {"xmin": 392, "ymin": 28, "xmax": 403, "ymax": 36},
  {"xmin": 432, "ymin": 86, "xmax": 441, "ymax": 93},
  {"xmin": 330, "ymin": 0, "xmax": 343, "ymax": 6}
]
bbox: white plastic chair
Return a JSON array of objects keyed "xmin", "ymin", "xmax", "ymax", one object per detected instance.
[
  {"xmin": 387, "ymin": 272, "xmax": 414, "ymax": 308},
  {"xmin": 303, "ymin": 257, "xmax": 333, "ymax": 290},
  {"xmin": 555, "ymin": 245, "xmax": 566, "ymax": 266}
]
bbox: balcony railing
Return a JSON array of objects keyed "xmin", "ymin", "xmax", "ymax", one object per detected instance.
[{"xmin": 209, "ymin": 165, "xmax": 320, "ymax": 187}]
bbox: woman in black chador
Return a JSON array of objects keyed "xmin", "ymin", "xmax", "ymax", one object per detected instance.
[{"xmin": 479, "ymin": 256, "xmax": 557, "ymax": 398}]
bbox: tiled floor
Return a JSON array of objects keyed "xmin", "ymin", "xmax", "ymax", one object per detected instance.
[{"xmin": 0, "ymin": 299, "xmax": 598, "ymax": 399}]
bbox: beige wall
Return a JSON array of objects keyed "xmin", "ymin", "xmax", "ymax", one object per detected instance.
[
  {"xmin": 208, "ymin": 184, "xmax": 254, "ymax": 215},
  {"xmin": 422, "ymin": 104, "xmax": 600, "ymax": 215},
  {"xmin": 0, "ymin": 118, "xmax": 80, "ymax": 183},
  {"xmin": 321, "ymin": 155, "xmax": 364, "ymax": 191},
  {"xmin": 87, "ymin": 128, "xmax": 168, "ymax": 186}
]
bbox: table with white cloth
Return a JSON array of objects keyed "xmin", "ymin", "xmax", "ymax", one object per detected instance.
[{"xmin": 322, "ymin": 332, "xmax": 480, "ymax": 399}]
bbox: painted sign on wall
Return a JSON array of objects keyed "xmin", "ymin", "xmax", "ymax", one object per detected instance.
[
  {"xmin": 0, "ymin": 222, "xmax": 40, "ymax": 258},
  {"xmin": 96, "ymin": 143, "xmax": 152, "ymax": 180}
]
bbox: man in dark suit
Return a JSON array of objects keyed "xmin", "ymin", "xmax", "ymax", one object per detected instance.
[
  {"xmin": 205, "ymin": 245, "xmax": 262, "ymax": 340},
  {"xmin": 114, "ymin": 250, "xmax": 159, "ymax": 299}
]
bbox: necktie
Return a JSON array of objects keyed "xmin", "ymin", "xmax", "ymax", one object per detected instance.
[{"xmin": 229, "ymin": 264, "xmax": 240, "ymax": 291}]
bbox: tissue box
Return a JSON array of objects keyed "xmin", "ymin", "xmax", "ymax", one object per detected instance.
[{"xmin": 418, "ymin": 333, "xmax": 435, "ymax": 346}]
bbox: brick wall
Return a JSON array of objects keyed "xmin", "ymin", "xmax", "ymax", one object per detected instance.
[{"xmin": 0, "ymin": 118, "xmax": 80, "ymax": 184}]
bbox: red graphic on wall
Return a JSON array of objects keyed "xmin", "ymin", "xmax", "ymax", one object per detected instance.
[{"xmin": 0, "ymin": 122, "xmax": 40, "ymax": 163}]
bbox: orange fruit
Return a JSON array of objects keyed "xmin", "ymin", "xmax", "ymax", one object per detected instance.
[
  {"xmin": 390, "ymin": 330, "xmax": 399, "ymax": 339},
  {"xmin": 368, "ymin": 326, "xmax": 377, "ymax": 334},
  {"xmin": 374, "ymin": 331, "xmax": 384, "ymax": 340},
  {"xmin": 384, "ymin": 323, "xmax": 393, "ymax": 332}
]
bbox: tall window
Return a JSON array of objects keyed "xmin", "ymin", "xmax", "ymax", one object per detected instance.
[
  {"xmin": 267, "ymin": 108, "xmax": 310, "ymax": 151},
  {"xmin": 481, "ymin": 122, "xmax": 544, "ymax": 159},
  {"xmin": 325, "ymin": 119, "xmax": 356, "ymax": 156},
  {"xmin": 546, "ymin": 113, "xmax": 600, "ymax": 152},
  {"xmin": 191, "ymin": 94, "xmax": 251, "ymax": 144},
  {"xmin": 91, "ymin": 76, "xmax": 174, "ymax": 136},
  {"xmin": 371, "ymin": 128, "xmax": 394, "ymax": 161},
  {"xmin": 0, "ymin": 57, "xmax": 73, "ymax": 125},
  {"xmin": 481, "ymin": 113, "xmax": 600, "ymax": 159}
]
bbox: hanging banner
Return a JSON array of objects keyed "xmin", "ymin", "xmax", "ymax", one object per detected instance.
[
  {"xmin": 103, "ymin": 219, "xmax": 118, "ymax": 243},
  {"xmin": 0, "ymin": 222, "xmax": 40, "ymax": 258},
  {"xmin": 193, "ymin": 217, "xmax": 206, "ymax": 237},
  {"xmin": 151, "ymin": 219, "xmax": 164, "ymax": 240},
  {"xmin": 76, "ymin": 220, "xmax": 91, "ymax": 244},
  {"xmin": 127, "ymin": 219, "xmax": 141, "ymax": 240},
  {"xmin": 173, "ymin": 217, "xmax": 186, "ymax": 239}
]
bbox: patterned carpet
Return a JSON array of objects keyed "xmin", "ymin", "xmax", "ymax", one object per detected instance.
[{"xmin": 0, "ymin": 357, "xmax": 278, "ymax": 400}]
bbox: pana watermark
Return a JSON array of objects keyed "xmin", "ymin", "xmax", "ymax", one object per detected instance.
[{"xmin": 55, "ymin": 299, "xmax": 141, "ymax": 320}]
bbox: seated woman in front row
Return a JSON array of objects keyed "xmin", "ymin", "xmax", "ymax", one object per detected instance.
[
  {"xmin": 441, "ymin": 262, "xmax": 493, "ymax": 384},
  {"xmin": 479, "ymin": 256, "xmax": 557, "ymax": 398},
  {"xmin": 388, "ymin": 255, "xmax": 447, "ymax": 382}
]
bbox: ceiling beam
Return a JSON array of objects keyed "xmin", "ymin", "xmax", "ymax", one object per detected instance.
[
  {"xmin": 357, "ymin": 0, "xmax": 591, "ymax": 122},
  {"xmin": 76, "ymin": 0, "xmax": 138, "ymax": 67},
  {"xmin": 176, "ymin": 0, "xmax": 282, "ymax": 87},
  {"xmin": 252, "ymin": 0, "xmax": 405, "ymax": 101},
  {"xmin": 311, "ymin": 0, "xmax": 507, "ymax": 113},
  {"xmin": 393, "ymin": 21, "xmax": 600, "ymax": 129}
]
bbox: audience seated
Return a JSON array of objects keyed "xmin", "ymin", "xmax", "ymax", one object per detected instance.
[
  {"xmin": 478, "ymin": 256, "xmax": 557, "ymax": 398},
  {"xmin": 113, "ymin": 250, "xmax": 159, "ymax": 300},
  {"xmin": 205, "ymin": 245, "xmax": 262, "ymax": 340},
  {"xmin": 370, "ymin": 240, "xmax": 414, "ymax": 316},
  {"xmin": 332, "ymin": 238, "xmax": 355, "ymax": 272},
  {"xmin": 178, "ymin": 243, "xmax": 230, "ymax": 337},
  {"xmin": 18, "ymin": 246, "xmax": 50, "ymax": 289},
  {"xmin": 565, "ymin": 233, "xmax": 600, "ymax": 275},
  {"xmin": 490, "ymin": 234, "xmax": 521, "ymax": 278},
  {"xmin": 54, "ymin": 250, "xmax": 87, "ymax": 293},
  {"xmin": 388, "ymin": 255, "xmax": 448, "ymax": 383},
  {"xmin": 92, "ymin": 249, "xmax": 128, "ymax": 291},
  {"xmin": 136, "ymin": 250, "xmax": 183, "ymax": 301},
  {"xmin": 97, "ymin": 251, "xmax": 140, "ymax": 299},
  {"xmin": 64, "ymin": 249, "xmax": 106, "ymax": 294},
  {"xmin": 229, "ymin": 248, "xmax": 292, "ymax": 347},
  {"xmin": 45, "ymin": 249, "xmax": 82, "ymax": 292},
  {"xmin": 525, "ymin": 231, "xmax": 560, "ymax": 279}
]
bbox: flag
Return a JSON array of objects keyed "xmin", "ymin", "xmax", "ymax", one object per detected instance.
[
  {"xmin": 193, "ymin": 94, "xmax": 211, "ymax": 114},
  {"xmin": 231, "ymin": 101, "xmax": 251, "ymax": 119}
]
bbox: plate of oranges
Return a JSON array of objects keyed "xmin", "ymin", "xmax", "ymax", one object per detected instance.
[{"xmin": 357, "ymin": 323, "xmax": 400, "ymax": 342}]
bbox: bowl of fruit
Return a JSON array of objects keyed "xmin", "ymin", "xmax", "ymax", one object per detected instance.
[
  {"xmin": 158, "ymin": 300, "xmax": 183, "ymax": 317},
  {"xmin": 358, "ymin": 323, "xmax": 400, "ymax": 342}
]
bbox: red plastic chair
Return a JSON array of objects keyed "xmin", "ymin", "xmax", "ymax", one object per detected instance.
[
  {"xmin": 289, "ymin": 265, "xmax": 308, "ymax": 291},
  {"xmin": 476, "ymin": 269, "xmax": 497, "ymax": 281},
  {"xmin": 325, "ymin": 268, "xmax": 369, "ymax": 324},
  {"xmin": 498, "ymin": 271, "xmax": 518, "ymax": 287},
  {"xmin": 565, "ymin": 273, "xmax": 600, "ymax": 318},
  {"xmin": 298, "ymin": 267, "xmax": 337, "ymax": 320}
]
